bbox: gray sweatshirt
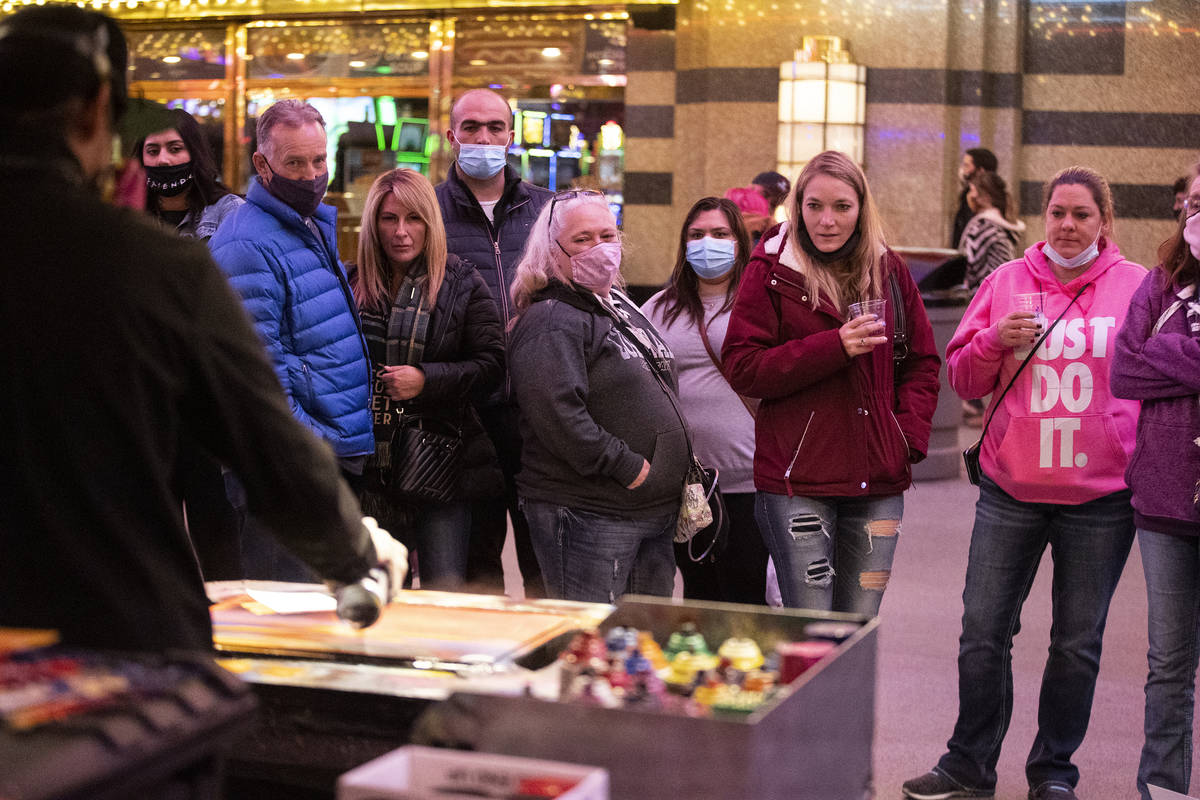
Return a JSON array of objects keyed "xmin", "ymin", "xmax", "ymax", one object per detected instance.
[{"xmin": 510, "ymin": 282, "xmax": 691, "ymax": 518}]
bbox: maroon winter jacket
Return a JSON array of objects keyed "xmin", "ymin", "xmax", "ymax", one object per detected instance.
[{"xmin": 722, "ymin": 223, "xmax": 941, "ymax": 498}]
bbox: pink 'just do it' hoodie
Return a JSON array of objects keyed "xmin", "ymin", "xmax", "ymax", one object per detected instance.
[{"xmin": 946, "ymin": 238, "xmax": 1145, "ymax": 504}]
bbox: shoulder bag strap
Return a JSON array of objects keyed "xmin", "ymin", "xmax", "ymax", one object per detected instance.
[
  {"xmin": 887, "ymin": 270, "xmax": 909, "ymax": 361},
  {"xmin": 598, "ymin": 298, "xmax": 701, "ymax": 466},
  {"xmin": 977, "ymin": 281, "xmax": 1090, "ymax": 442},
  {"xmin": 697, "ymin": 312, "xmax": 759, "ymax": 420}
]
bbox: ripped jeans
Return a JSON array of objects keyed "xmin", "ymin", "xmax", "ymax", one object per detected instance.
[{"xmin": 755, "ymin": 492, "xmax": 903, "ymax": 615}]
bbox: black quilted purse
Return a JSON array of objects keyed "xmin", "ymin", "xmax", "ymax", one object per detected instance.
[{"xmin": 389, "ymin": 417, "xmax": 462, "ymax": 504}]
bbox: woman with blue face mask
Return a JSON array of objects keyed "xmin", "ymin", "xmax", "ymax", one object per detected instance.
[{"xmin": 642, "ymin": 197, "xmax": 770, "ymax": 604}]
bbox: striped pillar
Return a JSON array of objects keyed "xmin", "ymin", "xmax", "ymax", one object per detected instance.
[
  {"xmin": 623, "ymin": 26, "xmax": 679, "ymax": 291},
  {"xmin": 621, "ymin": 0, "xmax": 1195, "ymax": 288}
]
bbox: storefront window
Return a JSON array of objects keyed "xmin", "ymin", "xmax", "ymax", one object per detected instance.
[
  {"xmin": 126, "ymin": 27, "xmax": 227, "ymax": 82},
  {"xmin": 246, "ymin": 22, "xmax": 430, "ymax": 80},
  {"xmin": 454, "ymin": 13, "xmax": 626, "ymax": 206}
]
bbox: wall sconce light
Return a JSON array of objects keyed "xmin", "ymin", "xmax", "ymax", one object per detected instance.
[{"xmin": 777, "ymin": 35, "xmax": 866, "ymax": 177}]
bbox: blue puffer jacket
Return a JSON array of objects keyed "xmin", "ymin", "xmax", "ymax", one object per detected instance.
[{"xmin": 210, "ymin": 177, "xmax": 373, "ymax": 458}]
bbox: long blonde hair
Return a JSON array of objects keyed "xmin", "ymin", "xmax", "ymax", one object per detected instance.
[
  {"xmin": 510, "ymin": 191, "xmax": 622, "ymax": 316},
  {"xmin": 786, "ymin": 150, "xmax": 888, "ymax": 312},
  {"xmin": 352, "ymin": 168, "xmax": 447, "ymax": 311}
]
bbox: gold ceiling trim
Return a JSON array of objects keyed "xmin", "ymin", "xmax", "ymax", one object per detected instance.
[{"xmin": 0, "ymin": 0, "xmax": 672, "ymax": 21}]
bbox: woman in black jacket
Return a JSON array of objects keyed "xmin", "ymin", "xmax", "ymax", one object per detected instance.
[{"xmin": 350, "ymin": 168, "xmax": 503, "ymax": 590}]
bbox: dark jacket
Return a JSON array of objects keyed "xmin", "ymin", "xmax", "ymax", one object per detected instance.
[
  {"xmin": 435, "ymin": 164, "xmax": 552, "ymax": 405},
  {"xmin": 722, "ymin": 222, "xmax": 941, "ymax": 498},
  {"xmin": 210, "ymin": 177, "xmax": 374, "ymax": 458},
  {"xmin": 0, "ymin": 153, "xmax": 376, "ymax": 652},
  {"xmin": 1112, "ymin": 267, "xmax": 1200, "ymax": 536},
  {"xmin": 509, "ymin": 283, "xmax": 691, "ymax": 518},
  {"xmin": 952, "ymin": 187, "xmax": 972, "ymax": 249},
  {"xmin": 357, "ymin": 255, "xmax": 505, "ymax": 500}
]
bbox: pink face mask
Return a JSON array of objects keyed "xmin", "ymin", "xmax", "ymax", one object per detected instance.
[
  {"xmin": 1184, "ymin": 212, "xmax": 1200, "ymax": 261},
  {"xmin": 564, "ymin": 241, "xmax": 623, "ymax": 293}
]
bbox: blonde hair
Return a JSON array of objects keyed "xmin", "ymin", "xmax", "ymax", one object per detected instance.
[
  {"xmin": 510, "ymin": 192, "xmax": 622, "ymax": 316},
  {"xmin": 352, "ymin": 168, "xmax": 446, "ymax": 311},
  {"xmin": 786, "ymin": 150, "xmax": 888, "ymax": 312}
]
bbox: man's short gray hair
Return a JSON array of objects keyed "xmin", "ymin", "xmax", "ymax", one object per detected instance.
[{"xmin": 256, "ymin": 99, "xmax": 325, "ymax": 157}]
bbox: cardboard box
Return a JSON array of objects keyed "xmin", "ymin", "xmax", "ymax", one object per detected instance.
[{"xmin": 338, "ymin": 745, "xmax": 609, "ymax": 800}]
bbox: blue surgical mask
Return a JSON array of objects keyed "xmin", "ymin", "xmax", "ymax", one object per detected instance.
[
  {"xmin": 1043, "ymin": 235, "xmax": 1100, "ymax": 270},
  {"xmin": 686, "ymin": 237, "xmax": 737, "ymax": 280},
  {"xmin": 456, "ymin": 143, "xmax": 508, "ymax": 180}
]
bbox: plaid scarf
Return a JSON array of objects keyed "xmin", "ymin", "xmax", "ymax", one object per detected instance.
[{"xmin": 361, "ymin": 259, "xmax": 431, "ymax": 470}]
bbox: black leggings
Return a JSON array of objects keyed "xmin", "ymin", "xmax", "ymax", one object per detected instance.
[{"xmin": 674, "ymin": 492, "xmax": 769, "ymax": 605}]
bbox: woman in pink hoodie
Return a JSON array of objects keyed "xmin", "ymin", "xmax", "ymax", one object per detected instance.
[{"xmin": 903, "ymin": 166, "xmax": 1144, "ymax": 800}]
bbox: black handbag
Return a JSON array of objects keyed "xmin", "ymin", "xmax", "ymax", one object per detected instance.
[
  {"xmin": 389, "ymin": 417, "xmax": 462, "ymax": 504},
  {"xmin": 963, "ymin": 282, "xmax": 1089, "ymax": 486}
]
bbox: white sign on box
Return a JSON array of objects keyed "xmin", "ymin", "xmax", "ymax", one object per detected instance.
[
  {"xmin": 1149, "ymin": 786, "xmax": 1200, "ymax": 800},
  {"xmin": 337, "ymin": 745, "xmax": 609, "ymax": 800}
]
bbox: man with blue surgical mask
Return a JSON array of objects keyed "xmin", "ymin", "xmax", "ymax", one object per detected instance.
[{"xmin": 435, "ymin": 89, "xmax": 552, "ymax": 596}]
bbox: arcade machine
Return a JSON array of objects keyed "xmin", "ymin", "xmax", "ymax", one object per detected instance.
[{"xmin": 508, "ymin": 108, "xmax": 584, "ymax": 193}]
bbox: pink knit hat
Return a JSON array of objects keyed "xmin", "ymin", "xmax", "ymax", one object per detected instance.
[{"xmin": 724, "ymin": 186, "xmax": 771, "ymax": 218}]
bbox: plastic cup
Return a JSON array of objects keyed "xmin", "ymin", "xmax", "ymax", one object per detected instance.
[
  {"xmin": 848, "ymin": 298, "xmax": 887, "ymax": 340},
  {"xmin": 1012, "ymin": 291, "xmax": 1047, "ymax": 329},
  {"xmin": 848, "ymin": 298, "xmax": 886, "ymax": 321}
]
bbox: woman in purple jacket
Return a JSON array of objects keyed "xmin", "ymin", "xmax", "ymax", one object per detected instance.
[{"xmin": 1112, "ymin": 166, "xmax": 1200, "ymax": 800}]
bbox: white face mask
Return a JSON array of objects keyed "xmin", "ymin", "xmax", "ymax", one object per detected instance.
[
  {"xmin": 456, "ymin": 143, "xmax": 508, "ymax": 180},
  {"xmin": 1043, "ymin": 235, "xmax": 1101, "ymax": 270},
  {"xmin": 1184, "ymin": 213, "xmax": 1200, "ymax": 261}
]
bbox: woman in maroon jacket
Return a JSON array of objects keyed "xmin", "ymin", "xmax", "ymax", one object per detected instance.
[{"xmin": 722, "ymin": 150, "xmax": 940, "ymax": 614}]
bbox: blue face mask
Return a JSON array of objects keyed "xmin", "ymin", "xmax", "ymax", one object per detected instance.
[
  {"xmin": 456, "ymin": 143, "xmax": 508, "ymax": 180},
  {"xmin": 686, "ymin": 237, "xmax": 738, "ymax": 280},
  {"xmin": 1043, "ymin": 235, "xmax": 1100, "ymax": 270}
]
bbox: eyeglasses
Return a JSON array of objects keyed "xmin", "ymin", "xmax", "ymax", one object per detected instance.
[
  {"xmin": 1185, "ymin": 195, "xmax": 1200, "ymax": 219},
  {"xmin": 548, "ymin": 189, "xmax": 604, "ymax": 229}
]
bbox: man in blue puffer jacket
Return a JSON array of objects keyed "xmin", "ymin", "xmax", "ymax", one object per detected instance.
[{"xmin": 211, "ymin": 99, "xmax": 373, "ymax": 580}]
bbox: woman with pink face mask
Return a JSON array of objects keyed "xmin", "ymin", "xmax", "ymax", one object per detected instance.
[{"xmin": 507, "ymin": 190, "xmax": 689, "ymax": 602}]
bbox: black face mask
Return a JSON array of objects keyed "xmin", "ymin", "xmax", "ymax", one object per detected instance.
[
  {"xmin": 263, "ymin": 159, "xmax": 328, "ymax": 218},
  {"xmin": 797, "ymin": 223, "xmax": 862, "ymax": 265},
  {"xmin": 144, "ymin": 161, "xmax": 193, "ymax": 197}
]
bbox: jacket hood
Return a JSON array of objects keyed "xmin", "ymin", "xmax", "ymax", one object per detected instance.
[
  {"xmin": 1021, "ymin": 236, "xmax": 1127, "ymax": 294},
  {"xmin": 974, "ymin": 207, "xmax": 1026, "ymax": 234}
]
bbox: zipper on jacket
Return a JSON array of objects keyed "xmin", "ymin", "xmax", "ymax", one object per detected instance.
[
  {"xmin": 888, "ymin": 408, "xmax": 912, "ymax": 483},
  {"xmin": 301, "ymin": 361, "xmax": 314, "ymax": 402},
  {"xmin": 490, "ymin": 194, "xmax": 530, "ymax": 403},
  {"xmin": 782, "ymin": 411, "xmax": 815, "ymax": 497}
]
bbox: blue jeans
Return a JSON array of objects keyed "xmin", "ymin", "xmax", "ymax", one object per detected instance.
[
  {"xmin": 521, "ymin": 499, "xmax": 676, "ymax": 603},
  {"xmin": 1137, "ymin": 528, "xmax": 1200, "ymax": 800},
  {"xmin": 936, "ymin": 475, "xmax": 1134, "ymax": 793},
  {"xmin": 409, "ymin": 501, "xmax": 470, "ymax": 591},
  {"xmin": 755, "ymin": 491, "xmax": 903, "ymax": 614}
]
